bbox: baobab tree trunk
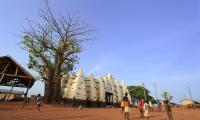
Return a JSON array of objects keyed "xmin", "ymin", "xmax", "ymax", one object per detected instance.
[
  {"xmin": 44, "ymin": 69, "xmax": 54, "ymax": 103},
  {"xmin": 44, "ymin": 67, "xmax": 62, "ymax": 103},
  {"xmin": 44, "ymin": 53, "xmax": 63, "ymax": 103},
  {"xmin": 53, "ymin": 53, "xmax": 63, "ymax": 102},
  {"xmin": 44, "ymin": 81, "xmax": 51, "ymax": 103}
]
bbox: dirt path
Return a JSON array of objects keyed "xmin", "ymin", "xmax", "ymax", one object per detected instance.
[{"xmin": 0, "ymin": 103, "xmax": 200, "ymax": 120}]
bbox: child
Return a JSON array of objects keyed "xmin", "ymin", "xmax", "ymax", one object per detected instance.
[
  {"xmin": 143, "ymin": 100, "xmax": 150, "ymax": 120},
  {"xmin": 123, "ymin": 93, "xmax": 130, "ymax": 120},
  {"xmin": 36, "ymin": 94, "xmax": 42, "ymax": 111},
  {"xmin": 124, "ymin": 100, "xmax": 130, "ymax": 120},
  {"xmin": 164, "ymin": 100, "xmax": 173, "ymax": 120}
]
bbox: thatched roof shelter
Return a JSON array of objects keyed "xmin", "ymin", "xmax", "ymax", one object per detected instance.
[{"xmin": 0, "ymin": 56, "xmax": 36, "ymax": 88}]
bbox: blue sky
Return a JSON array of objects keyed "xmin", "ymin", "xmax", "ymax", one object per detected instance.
[{"xmin": 0, "ymin": 0, "xmax": 200, "ymax": 103}]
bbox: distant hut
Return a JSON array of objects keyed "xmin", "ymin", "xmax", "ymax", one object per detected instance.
[
  {"xmin": 181, "ymin": 99, "xmax": 200, "ymax": 109},
  {"xmin": 181, "ymin": 99, "xmax": 200, "ymax": 106}
]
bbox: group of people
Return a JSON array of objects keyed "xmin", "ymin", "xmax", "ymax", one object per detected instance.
[
  {"xmin": 36, "ymin": 93, "xmax": 173, "ymax": 120},
  {"xmin": 138, "ymin": 98, "xmax": 151, "ymax": 119},
  {"xmin": 121, "ymin": 95, "xmax": 174, "ymax": 120},
  {"xmin": 138, "ymin": 98, "xmax": 173, "ymax": 120}
]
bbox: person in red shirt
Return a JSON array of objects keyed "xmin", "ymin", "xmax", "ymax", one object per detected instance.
[{"xmin": 138, "ymin": 98, "xmax": 144, "ymax": 118}]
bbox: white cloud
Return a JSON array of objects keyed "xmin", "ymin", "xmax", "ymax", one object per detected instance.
[
  {"xmin": 89, "ymin": 64, "xmax": 103, "ymax": 73},
  {"xmin": 86, "ymin": 53, "xmax": 120, "ymax": 75}
]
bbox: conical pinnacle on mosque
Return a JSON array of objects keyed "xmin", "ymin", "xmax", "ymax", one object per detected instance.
[
  {"xmin": 121, "ymin": 80, "xmax": 125, "ymax": 85},
  {"xmin": 77, "ymin": 68, "xmax": 84, "ymax": 77},
  {"xmin": 96, "ymin": 76, "xmax": 103, "ymax": 81},
  {"xmin": 87, "ymin": 72, "xmax": 94, "ymax": 80}
]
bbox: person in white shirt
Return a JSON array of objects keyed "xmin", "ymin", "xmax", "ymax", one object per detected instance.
[{"xmin": 143, "ymin": 100, "xmax": 150, "ymax": 120}]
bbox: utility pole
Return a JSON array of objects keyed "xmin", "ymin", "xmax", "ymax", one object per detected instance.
[
  {"xmin": 142, "ymin": 83, "xmax": 147, "ymax": 100},
  {"xmin": 154, "ymin": 82, "xmax": 158, "ymax": 100},
  {"xmin": 188, "ymin": 85, "xmax": 193, "ymax": 100}
]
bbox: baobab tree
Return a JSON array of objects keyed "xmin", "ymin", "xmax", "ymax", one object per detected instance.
[{"xmin": 20, "ymin": 1, "xmax": 95, "ymax": 103}]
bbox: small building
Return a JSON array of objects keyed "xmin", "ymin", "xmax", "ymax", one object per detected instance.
[{"xmin": 181, "ymin": 99, "xmax": 200, "ymax": 106}]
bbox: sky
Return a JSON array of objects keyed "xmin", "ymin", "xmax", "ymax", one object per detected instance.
[{"xmin": 0, "ymin": 0, "xmax": 200, "ymax": 103}]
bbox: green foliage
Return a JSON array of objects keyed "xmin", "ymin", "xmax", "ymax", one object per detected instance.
[{"xmin": 128, "ymin": 85, "xmax": 154, "ymax": 100}]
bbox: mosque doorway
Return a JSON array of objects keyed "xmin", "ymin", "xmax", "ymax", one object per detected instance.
[{"xmin": 105, "ymin": 92, "xmax": 113, "ymax": 105}]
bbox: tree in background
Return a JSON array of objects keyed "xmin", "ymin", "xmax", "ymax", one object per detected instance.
[
  {"xmin": 20, "ymin": 1, "xmax": 95, "ymax": 103},
  {"xmin": 161, "ymin": 91, "xmax": 173, "ymax": 101},
  {"xmin": 128, "ymin": 86, "xmax": 154, "ymax": 101}
]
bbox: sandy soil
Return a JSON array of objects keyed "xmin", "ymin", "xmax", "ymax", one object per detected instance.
[{"xmin": 0, "ymin": 102, "xmax": 200, "ymax": 120}]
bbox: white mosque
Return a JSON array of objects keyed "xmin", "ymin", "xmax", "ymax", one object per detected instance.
[{"xmin": 61, "ymin": 68, "xmax": 131, "ymax": 105}]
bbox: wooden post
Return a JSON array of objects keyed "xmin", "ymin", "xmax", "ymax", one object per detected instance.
[
  {"xmin": 0, "ymin": 62, "xmax": 10, "ymax": 82},
  {"xmin": 154, "ymin": 82, "xmax": 158, "ymax": 100},
  {"xmin": 188, "ymin": 86, "xmax": 193, "ymax": 100},
  {"xmin": 142, "ymin": 83, "xmax": 147, "ymax": 100},
  {"xmin": 15, "ymin": 67, "xmax": 18, "ymax": 76},
  {"xmin": 23, "ymin": 79, "xmax": 32, "ymax": 109}
]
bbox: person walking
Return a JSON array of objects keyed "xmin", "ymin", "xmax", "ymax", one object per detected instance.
[
  {"xmin": 72, "ymin": 96, "xmax": 76, "ymax": 108},
  {"xmin": 164, "ymin": 100, "xmax": 173, "ymax": 120},
  {"xmin": 157, "ymin": 99, "xmax": 161, "ymax": 112},
  {"xmin": 36, "ymin": 94, "xmax": 42, "ymax": 111}
]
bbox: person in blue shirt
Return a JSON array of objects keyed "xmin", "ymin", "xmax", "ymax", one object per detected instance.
[{"xmin": 156, "ymin": 99, "xmax": 161, "ymax": 112}]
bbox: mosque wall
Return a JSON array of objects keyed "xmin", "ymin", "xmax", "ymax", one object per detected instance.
[{"xmin": 61, "ymin": 68, "xmax": 131, "ymax": 104}]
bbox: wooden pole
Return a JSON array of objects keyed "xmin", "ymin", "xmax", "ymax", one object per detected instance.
[
  {"xmin": 0, "ymin": 73, "xmax": 32, "ymax": 79},
  {"xmin": 188, "ymin": 86, "xmax": 193, "ymax": 100},
  {"xmin": 0, "ymin": 62, "xmax": 10, "ymax": 82},
  {"xmin": 15, "ymin": 67, "xmax": 18, "ymax": 76},
  {"xmin": 23, "ymin": 79, "xmax": 32, "ymax": 109},
  {"xmin": 142, "ymin": 83, "xmax": 147, "ymax": 100},
  {"xmin": 154, "ymin": 82, "xmax": 158, "ymax": 100}
]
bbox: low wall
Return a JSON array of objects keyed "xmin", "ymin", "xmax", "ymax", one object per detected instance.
[{"xmin": 62, "ymin": 98, "xmax": 120, "ymax": 108}]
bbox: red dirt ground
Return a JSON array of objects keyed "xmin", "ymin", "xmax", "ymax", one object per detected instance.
[{"xmin": 0, "ymin": 102, "xmax": 200, "ymax": 120}]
